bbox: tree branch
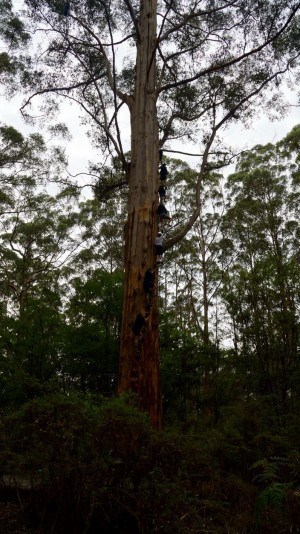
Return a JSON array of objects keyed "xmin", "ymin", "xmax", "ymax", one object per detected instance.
[
  {"xmin": 69, "ymin": 13, "xmax": 133, "ymax": 106},
  {"xmin": 94, "ymin": 179, "xmax": 127, "ymax": 201},
  {"xmin": 20, "ymin": 76, "xmax": 105, "ymax": 114},
  {"xmin": 157, "ymin": 2, "xmax": 300, "ymax": 94},
  {"xmin": 163, "ymin": 59, "xmax": 296, "ymax": 252},
  {"xmin": 164, "ymin": 120, "xmax": 218, "ymax": 251},
  {"xmin": 103, "ymin": 1, "xmax": 127, "ymax": 167},
  {"xmin": 158, "ymin": 0, "xmax": 240, "ymax": 44},
  {"xmin": 122, "ymin": 0, "xmax": 141, "ymax": 42}
]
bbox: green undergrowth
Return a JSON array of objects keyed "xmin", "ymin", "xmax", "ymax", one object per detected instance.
[{"xmin": 0, "ymin": 395, "xmax": 299, "ymax": 533}]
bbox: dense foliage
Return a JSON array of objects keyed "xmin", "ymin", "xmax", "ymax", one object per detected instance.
[
  {"xmin": 0, "ymin": 123, "xmax": 299, "ymax": 531},
  {"xmin": 0, "ymin": 395, "xmax": 299, "ymax": 533}
]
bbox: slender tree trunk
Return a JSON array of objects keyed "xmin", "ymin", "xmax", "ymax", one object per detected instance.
[
  {"xmin": 117, "ymin": 1, "xmax": 162, "ymax": 428},
  {"xmin": 202, "ymin": 258, "xmax": 209, "ymax": 345},
  {"xmin": 199, "ymin": 221, "xmax": 212, "ymax": 419}
]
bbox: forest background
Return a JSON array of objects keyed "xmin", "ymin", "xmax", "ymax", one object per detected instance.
[{"xmin": 0, "ymin": 1, "xmax": 300, "ymax": 533}]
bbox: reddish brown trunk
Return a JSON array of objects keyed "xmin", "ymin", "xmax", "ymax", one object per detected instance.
[{"xmin": 117, "ymin": 1, "xmax": 162, "ymax": 428}]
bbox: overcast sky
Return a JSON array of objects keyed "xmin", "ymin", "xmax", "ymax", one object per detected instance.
[{"xmin": 1, "ymin": 85, "xmax": 300, "ymax": 182}]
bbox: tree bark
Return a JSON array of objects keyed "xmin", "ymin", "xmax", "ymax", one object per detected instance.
[{"xmin": 117, "ymin": 1, "xmax": 162, "ymax": 428}]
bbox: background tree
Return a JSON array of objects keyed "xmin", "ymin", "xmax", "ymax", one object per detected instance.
[
  {"xmin": 0, "ymin": 126, "xmax": 79, "ymax": 406},
  {"xmin": 63, "ymin": 268, "xmax": 123, "ymax": 394},
  {"xmin": 158, "ymin": 159, "xmax": 232, "ymax": 423},
  {"xmin": 220, "ymin": 135, "xmax": 300, "ymax": 415}
]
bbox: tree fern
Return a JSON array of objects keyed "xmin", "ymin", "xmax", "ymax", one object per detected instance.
[
  {"xmin": 254, "ymin": 482, "xmax": 292, "ymax": 526},
  {"xmin": 251, "ymin": 458, "xmax": 280, "ymax": 484}
]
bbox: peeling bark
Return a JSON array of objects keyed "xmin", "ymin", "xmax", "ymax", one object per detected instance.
[{"xmin": 118, "ymin": 1, "xmax": 162, "ymax": 428}]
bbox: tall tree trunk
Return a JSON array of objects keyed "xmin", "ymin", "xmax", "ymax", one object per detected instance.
[
  {"xmin": 117, "ymin": 1, "xmax": 162, "ymax": 428},
  {"xmin": 198, "ymin": 220, "xmax": 212, "ymax": 419}
]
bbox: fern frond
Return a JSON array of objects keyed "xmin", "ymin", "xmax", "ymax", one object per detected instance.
[
  {"xmin": 251, "ymin": 458, "xmax": 280, "ymax": 483},
  {"xmin": 255, "ymin": 482, "xmax": 292, "ymax": 526}
]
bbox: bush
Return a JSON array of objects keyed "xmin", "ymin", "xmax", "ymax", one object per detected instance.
[{"xmin": 1, "ymin": 394, "xmax": 299, "ymax": 533}]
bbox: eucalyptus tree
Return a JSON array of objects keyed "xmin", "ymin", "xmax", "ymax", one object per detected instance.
[
  {"xmin": 0, "ymin": 181, "xmax": 78, "ymax": 315},
  {"xmin": 159, "ymin": 162, "xmax": 228, "ymax": 421},
  {"xmin": 0, "ymin": 124, "xmax": 43, "ymax": 170},
  {"xmin": 71, "ymin": 157, "xmax": 128, "ymax": 276},
  {"xmin": 0, "ymin": 123, "xmax": 78, "ymax": 315},
  {"xmin": 222, "ymin": 133, "xmax": 300, "ymax": 409},
  {"xmin": 0, "ymin": 192, "xmax": 84, "ymax": 404},
  {"xmin": 159, "ymin": 160, "xmax": 225, "ymax": 343},
  {"xmin": 8, "ymin": 0, "xmax": 300, "ymax": 426},
  {"xmin": 0, "ymin": 0, "xmax": 30, "ymax": 87},
  {"xmin": 74, "ymin": 196, "xmax": 125, "ymax": 272},
  {"xmin": 0, "ymin": 124, "xmax": 81, "ymax": 404},
  {"xmin": 62, "ymin": 175, "xmax": 126, "ymax": 393},
  {"xmin": 63, "ymin": 268, "xmax": 123, "ymax": 394}
]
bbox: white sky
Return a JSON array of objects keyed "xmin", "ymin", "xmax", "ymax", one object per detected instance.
[{"xmin": 1, "ymin": 87, "xmax": 300, "ymax": 183}]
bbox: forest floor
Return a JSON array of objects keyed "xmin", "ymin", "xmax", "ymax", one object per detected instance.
[{"xmin": 0, "ymin": 501, "xmax": 30, "ymax": 533}]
